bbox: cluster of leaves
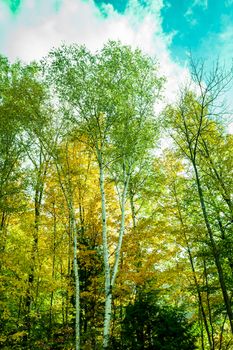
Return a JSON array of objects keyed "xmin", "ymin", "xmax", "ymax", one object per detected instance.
[
  {"xmin": 0, "ymin": 43, "xmax": 233, "ymax": 350},
  {"xmin": 119, "ymin": 292, "xmax": 197, "ymax": 350}
]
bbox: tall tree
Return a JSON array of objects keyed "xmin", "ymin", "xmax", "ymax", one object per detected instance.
[
  {"xmin": 46, "ymin": 40, "xmax": 163, "ymax": 348},
  {"xmin": 165, "ymin": 59, "xmax": 233, "ymax": 333}
]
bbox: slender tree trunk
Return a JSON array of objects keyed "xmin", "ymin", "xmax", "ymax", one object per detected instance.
[
  {"xmin": 0, "ymin": 211, "xmax": 7, "ymax": 271},
  {"xmin": 55, "ymin": 160, "xmax": 81, "ymax": 350},
  {"xmin": 111, "ymin": 170, "xmax": 129, "ymax": 287},
  {"xmin": 187, "ymin": 242, "xmax": 213, "ymax": 348},
  {"xmin": 129, "ymin": 186, "xmax": 136, "ymax": 229},
  {"xmin": 24, "ymin": 147, "xmax": 48, "ymax": 347},
  {"xmin": 98, "ymin": 155, "xmax": 111, "ymax": 349},
  {"xmin": 99, "ymin": 153, "xmax": 130, "ymax": 349},
  {"xmin": 219, "ymin": 312, "xmax": 228, "ymax": 350},
  {"xmin": 25, "ymin": 185, "xmax": 41, "ymax": 346},
  {"xmin": 61, "ymin": 262, "xmax": 66, "ymax": 326},
  {"xmin": 199, "ymin": 306, "xmax": 205, "ymax": 350},
  {"xmin": 49, "ymin": 201, "xmax": 57, "ymax": 336},
  {"xmin": 173, "ymin": 185, "xmax": 213, "ymax": 348},
  {"xmin": 17, "ymin": 296, "xmax": 22, "ymax": 327},
  {"xmin": 71, "ymin": 212, "xmax": 80, "ymax": 350},
  {"xmin": 129, "ymin": 185, "xmax": 143, "ymax": 298},
  {"xmin": 193, "ymin": 162, "xmax": 233, "ymax": 333},
  {"xmin": 203, "ymin": 259, "xmax": 215, "ymax": 349},
  {"xmin": 66, "ymin": 221, "xmax": 72, "ymax": 326}
]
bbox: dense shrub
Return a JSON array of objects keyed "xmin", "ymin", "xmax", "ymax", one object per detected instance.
[{"xmin": 116, "ymin": 292, "xmax": 197, "ymax": 350}]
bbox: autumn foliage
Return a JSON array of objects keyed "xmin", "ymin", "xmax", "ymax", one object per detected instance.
[{"xmin": 0, "ymin": 43, "xmax": 233, "ymax": 349}]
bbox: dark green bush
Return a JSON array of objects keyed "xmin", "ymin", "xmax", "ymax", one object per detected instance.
[{"xmin": 116, "ymin": 292, "xmax": 197, "ymax": 350}]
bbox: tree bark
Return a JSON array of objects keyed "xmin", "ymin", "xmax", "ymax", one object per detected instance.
[
  {"xmin": 99, "ymin": 152, "xmax": 129, "ymax": 349},
  {"xmin": 193, "ymin": 162, "xmax": 233, "ymax": 333},
  {"xmin": 98, "ymin": 154, "xmax": 112, "ymax": 349},
  {"xmin": 173, "ymin": 185, "xmax": 213, "ymax": 348},
  {"xmin": 55, "ymin": 159, "xmax": 81, "ymax": 350}
]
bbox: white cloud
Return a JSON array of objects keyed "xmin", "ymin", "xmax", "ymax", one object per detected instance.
[
  {"xmin": 184, "ymin": 7, "xmax": 198, "ymax": 27},
  {"xmin": 3, "ymin": 1, "xmax": 231, "ymax": 129},
  {"xmin": 194, "ymin": 0, "xmax": 208, "ymax": 9},
  {"xmin": 0, "ymin": 0, "xmax": 189, "ymax": 104},
  {"xmin": 184, "ymin": 0, "xmax": 208, "ymax": 27},
  {"xmin": 2, "ymin": 0, "xmax": 165, "ymax": 61},
  {"xmin": 225, "ymin": 0, "xmax": 233, "ymax": 7}
]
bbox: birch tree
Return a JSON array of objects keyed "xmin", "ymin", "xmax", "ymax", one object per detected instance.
[{"xmin": 46, "ymin": 41, "xmax": 163, "ymax": 348}]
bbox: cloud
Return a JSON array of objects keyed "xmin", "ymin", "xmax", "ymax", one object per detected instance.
[
  {"xmin": 184, "ymin": 7, "xmax": 198, "ymax": 27},
  {"xmin": 184, "ymin": 0, "xmax": 208, "ymax": 27},
  {"xmin": 193, "ymin": 0, "xmax": 208, "ymax": 9},
  {"xmin": 2, "ymin": 0, "xmax": 167, "ymax": 61},
  {"xmin": 225, "ymin": 0, "xmax": 233, "ymax": 6},
  {"xmin": 3, "ymin": 1, "xmax": 230, "ymax": 129},
  {"xmin": 0, "ymin": 0, "xmax": 189, "ymax": 105}
]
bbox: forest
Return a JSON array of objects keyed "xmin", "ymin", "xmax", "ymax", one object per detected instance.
[{"xmin": 0, "ymin": 40, "xmax": 233, "ymax": 350}]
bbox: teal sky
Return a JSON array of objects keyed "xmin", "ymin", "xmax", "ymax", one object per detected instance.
[
  {"xmin": 2, "ymin": 0, "xmax": 233, "ymax": 64},
  {"xmin": 161, "ymin": 0, "xmax": 233, "ymax": 61},
  {"xmin": 94, "ymin": 0, "xmax": 233, "ymax": 62},
  {"xmin": 1, "ymin": 0, "xmax": 233, "ymax": 126}
]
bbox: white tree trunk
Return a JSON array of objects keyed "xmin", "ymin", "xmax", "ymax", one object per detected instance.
[
  {"xmin": 72, "ymin": 214, "xmax": 81, "ymax": 350},
  {"xmin": 98, "ymin": 154, "xmax": 112, "ymax": 348},
  {"xmin": 56, "ymin": 162, "xmax": 81, "ymax": 350},
  {"xmin": 99, "ymin": 153, "xmax": 130, "ymax": 349},
  {"xmin": 111, "ymin": 173, "xmax": 130, "ymax": 287}
]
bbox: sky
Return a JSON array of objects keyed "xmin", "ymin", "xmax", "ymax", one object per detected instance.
[{"xmin": 0, "ymin": 0, "xmax": 233, "ymax": 125}]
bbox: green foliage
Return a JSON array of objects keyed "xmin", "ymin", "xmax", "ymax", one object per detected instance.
[
  {"xmin": 0, "ymin": 44, "xmax": 233, "ymax": 350},
  {"xmin": 119, "ymin": 293, "xmax": 197, "ymax": 350}
]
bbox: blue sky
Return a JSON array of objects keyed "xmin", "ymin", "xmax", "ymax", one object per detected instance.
[
  {"xmin": 162, "ymin": 0, "xmax": 233, "ymax": 61},
  {"xmin": 94, "ymin": 0, "xmax": 233, "ymax": 63},
  {"xmin": 2, "ymin": 0, "xmax": 233, "ymax": 64},
  {"xmin": 0, "ymin": 0, "xmax": 233, "ymax": 116}
]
